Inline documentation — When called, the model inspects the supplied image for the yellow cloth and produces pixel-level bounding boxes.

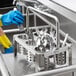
[0,15,3,27]
[0,34,12,48]
[0,20,2,27]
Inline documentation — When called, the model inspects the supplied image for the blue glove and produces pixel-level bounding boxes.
[1,10,24,26]
[4,46,14,54]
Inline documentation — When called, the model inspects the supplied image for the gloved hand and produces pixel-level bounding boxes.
[1,10,24,26]
[4,46,14,54]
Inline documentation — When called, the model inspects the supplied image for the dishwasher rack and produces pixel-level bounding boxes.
[13,4,74,76]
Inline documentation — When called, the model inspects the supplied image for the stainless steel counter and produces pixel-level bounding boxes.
[37,0,76,23]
